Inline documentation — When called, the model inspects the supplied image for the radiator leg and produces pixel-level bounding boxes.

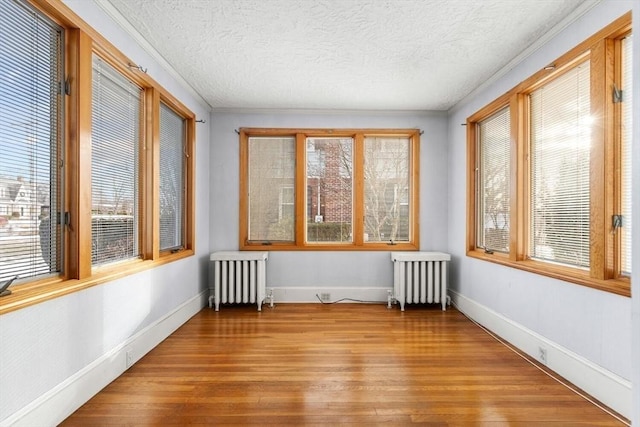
[268,288,275,308]
[208,294,213,309]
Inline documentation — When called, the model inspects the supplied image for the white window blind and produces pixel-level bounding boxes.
[364,137,410,242]
[159,103,185,251]
[621,34,632,275]
[477,107,510,253]
[91,55,141,266]
[0,0,63,282]
[248,137,295,242]
[530,61,590,268]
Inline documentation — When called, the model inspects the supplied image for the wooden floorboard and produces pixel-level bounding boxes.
[61,303,627,426]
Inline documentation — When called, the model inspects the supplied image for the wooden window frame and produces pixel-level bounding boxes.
[239,128,420,251]
[0,0,196,315]
[466,13,632,297]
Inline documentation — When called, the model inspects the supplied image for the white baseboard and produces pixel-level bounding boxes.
[267,286,393,304]
[2,291,208,427]
[450,290,631,419]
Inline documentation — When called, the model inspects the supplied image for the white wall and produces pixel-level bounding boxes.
[210,111,448,293]
[447,0,633,416]
[0,0,211,424]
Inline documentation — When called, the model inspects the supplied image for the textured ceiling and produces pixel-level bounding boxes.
[102,0,590,111]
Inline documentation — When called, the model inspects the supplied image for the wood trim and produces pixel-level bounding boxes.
[143,89,160,260]
[465,118,478,254]
[67,29,93,280]
[295,133,307,244]
[239,128,418,137]
[238,131,249,248]
[591,39,617,280]
[353,133,365,247]
[410,132,420,250]
[184,115,196,253]
[590,44,606,280]
[241,243,419,251]
[512,94,527,261]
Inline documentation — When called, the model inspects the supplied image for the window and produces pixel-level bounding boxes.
[476,107,510,254]
[306,137,353,243]
[91,55,142,266]
[530,61,590,268]
[0,0,63,282]
[159,102,186,252]
[247,136,295,242]
[240,129,419,250]
[0,0,195,314]
[466,13,632,296]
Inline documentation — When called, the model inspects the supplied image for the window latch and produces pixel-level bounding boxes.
[613,84,623,103]
[612,214,623,233]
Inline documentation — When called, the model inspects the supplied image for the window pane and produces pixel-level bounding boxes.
[248,137,295,241]
[306,138,353,243]
[0,0,62,282]
[159,103,185,251]
[364,137,410,242]
[530,61,590,268]
[621,34,632,275]
[91,56,141,266]
[477,107,510,253]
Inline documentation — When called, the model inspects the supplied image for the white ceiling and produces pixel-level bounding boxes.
[101,0,592,112]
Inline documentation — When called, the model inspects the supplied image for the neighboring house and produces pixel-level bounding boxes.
[0,176,31,219]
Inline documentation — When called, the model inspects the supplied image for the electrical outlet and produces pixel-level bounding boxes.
[126,349,133,368]
[538,346,547,365]
[320,293,331,302]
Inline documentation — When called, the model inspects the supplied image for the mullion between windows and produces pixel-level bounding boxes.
[295,133,306,245]
[353,133,365,247]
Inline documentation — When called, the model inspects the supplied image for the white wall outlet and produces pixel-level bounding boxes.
[320,293,331,302]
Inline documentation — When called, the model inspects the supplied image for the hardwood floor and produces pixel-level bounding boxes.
[61,304,627,426]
